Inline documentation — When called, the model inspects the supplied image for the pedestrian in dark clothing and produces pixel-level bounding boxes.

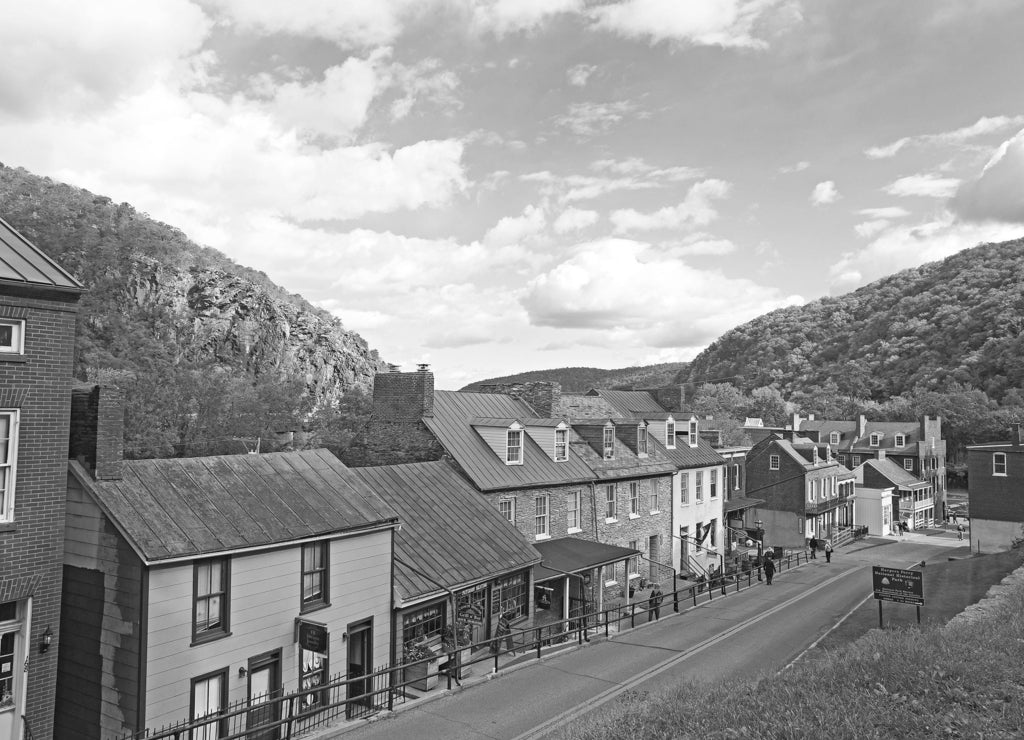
[647,583,664,621]
[763,556,775,585]
[490,610,515,655]
[824,540,833,563]
[957,523,965,541]
[808,537,817,559]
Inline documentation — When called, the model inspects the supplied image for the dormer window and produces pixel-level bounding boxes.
[665,418,676,449]
[869,433,882,447]
[637,425,648,456]
[895,434,905,448]
[688,419,698,447]
[506,427,523,465]
[554,428,568,462]
[603,424,615,459]
[812,447,819,464]
[829,431,840,445]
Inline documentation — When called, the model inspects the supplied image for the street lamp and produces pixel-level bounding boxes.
[753,520,765,581]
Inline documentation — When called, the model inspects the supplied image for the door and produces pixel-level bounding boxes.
[346,619,373,719]
[648,535,660,580]
[247,650,282,740]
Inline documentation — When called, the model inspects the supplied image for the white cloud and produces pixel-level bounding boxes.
[779,160,810,174]
[883,173,961,198]
[588,0,800,49]
[554,101,644,137]
[553,207,600,233]
[865,115,1024,159]
[388,57,462,120]
[951,128,1024,223]
[522,238,802,347]
[853,220,891,239]
[829,212,1024,291]
[483,205,547,246]
[610,179,731,233]
[810,180,839,205]
[568,64,597,87]
[664,238,737,257]
[470,0,583,35]
[858,207,911,219]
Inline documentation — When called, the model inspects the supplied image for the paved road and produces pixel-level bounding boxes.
[321,533,968,740]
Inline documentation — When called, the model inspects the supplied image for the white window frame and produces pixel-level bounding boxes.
[604,484,617,520]
[506,427,523,465]
[680,472,689,505]
[666,418,676,449]
[895,434,906,448]
[0,411,19,522]
[837,454,846,466]
[567,490,580,531]
[732,463,741,490]
[499,498,516,524]
[710,469,718,498]
[829,431,840,445]
[191,669,227,740]
[637,426,648,455]
[695,471,703,502]
[869,433,882,447]
[812,447,819,463]
[534,495,549,538]
[903,458,914,471]
[0,320,25,355]
[553,428,568,462]
[852,455,861,466]
[993,452,1007,476]
[688,419,698,447]
[649,484,659,513]
[603,425,615,460]
[629,481,640,516]
[769,454,780,471]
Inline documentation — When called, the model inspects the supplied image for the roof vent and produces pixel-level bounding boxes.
[388,364,401,373]
[417,363,431,372]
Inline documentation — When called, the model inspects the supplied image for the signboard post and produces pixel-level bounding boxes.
[872,566,923,627]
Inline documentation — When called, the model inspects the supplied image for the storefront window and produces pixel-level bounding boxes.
[403,603,444,644]
[492,573,527,619]
[299,647,328,712]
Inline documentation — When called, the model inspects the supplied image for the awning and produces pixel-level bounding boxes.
[533,538,640,582]
[724,497,765,513]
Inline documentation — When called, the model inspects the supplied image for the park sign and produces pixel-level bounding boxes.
[872,566,924,606]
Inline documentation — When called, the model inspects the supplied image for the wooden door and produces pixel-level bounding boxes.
[246,650,281,740]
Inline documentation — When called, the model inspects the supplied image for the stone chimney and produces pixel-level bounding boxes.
[877,450,886,461]
[69,384,124,481]
[477,381,561,418]
[371,368,435,421]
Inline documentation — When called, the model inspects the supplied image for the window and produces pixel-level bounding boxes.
[688,419,698,447]
[895,434,906,448]
[807,481,814,502]
[903,458,914,471]
[869,433,882,447]
[829,431,840,445]
[812,447,819,464]
[994,452,1007,476]
[299,646,328,712]
[605,484,616,519]
[637,426,648,455]
[0,320,24,355]
[191,669,227,740]
[769,454,780,471]
[554,428,568,461]
[629,482,640,516]
[498,498,516,524]
[567,490,580,530]
[628,540,639,575]
[838,454,847,465]
[695,471,703,502]
[493,572,527,619]
[0,411,17,522]
[732,463,741,490]
[666,419,676,449]
[603,425,615,459]
[852,455,861,466]
[506,428,523,465]
[680,472,689,505]
[710,469,718,498]
[534,495,549,537]
[301,542,329,611]
[649,485,659,512]
[193,558,229,643]
[0,602,20,716]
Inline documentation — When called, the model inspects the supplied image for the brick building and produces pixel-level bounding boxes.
[966,424,1024,552]
[0,217,83,740]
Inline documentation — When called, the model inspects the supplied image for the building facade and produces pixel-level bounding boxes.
[966,425,1024,552]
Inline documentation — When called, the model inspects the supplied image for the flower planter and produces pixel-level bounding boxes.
[405,658,438,692]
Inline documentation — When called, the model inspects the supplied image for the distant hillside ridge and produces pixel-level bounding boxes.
[679,239,1024,402]
[0,163,387,409]
[465,362,687,393]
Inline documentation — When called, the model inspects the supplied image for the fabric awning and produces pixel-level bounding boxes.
[533,537,640,582]
[723,497,766,513]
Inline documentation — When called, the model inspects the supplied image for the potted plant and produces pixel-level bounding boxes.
[403,639,439,691]
[441,623,474,678]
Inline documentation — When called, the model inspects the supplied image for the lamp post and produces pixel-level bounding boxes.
[753,520,765,581]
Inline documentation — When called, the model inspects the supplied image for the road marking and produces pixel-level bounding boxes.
[511,566,860,740]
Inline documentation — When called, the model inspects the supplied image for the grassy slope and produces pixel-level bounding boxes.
[559,549,1024,740]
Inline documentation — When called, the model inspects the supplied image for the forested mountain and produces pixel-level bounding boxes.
[464,362,686,393]
[0,163,387,457]
[679,240,1024,403]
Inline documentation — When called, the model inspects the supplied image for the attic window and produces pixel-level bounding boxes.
[506,428,523,465]
[812,447,819,463]
[869,433,882,447]
[829,431,840,445]
[603,425,615,459]
[895,434,906,448]
[769,454,780,471]
[637,426,648,455]
[665,418,676,449]
[554,428,568,462]
[688,419,698,447]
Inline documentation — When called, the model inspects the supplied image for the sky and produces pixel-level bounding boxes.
[3,1,1024,390]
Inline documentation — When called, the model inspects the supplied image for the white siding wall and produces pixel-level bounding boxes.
[673,465,726,573]
[476,425,510,461]
[523,426,555,460]
[144,529,393,729]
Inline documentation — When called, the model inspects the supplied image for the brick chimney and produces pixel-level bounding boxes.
[478,381,561,418]
[648,385,687,413]
[371,368,435,421]
[69,384,124,480]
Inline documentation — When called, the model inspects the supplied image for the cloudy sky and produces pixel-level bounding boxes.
[4,1,1024,389]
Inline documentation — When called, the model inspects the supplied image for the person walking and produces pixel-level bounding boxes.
[763,555,776,585]
[647,583,664,622]
[957,523,965,541]
[808,537,817,559]
[824,540,833,563]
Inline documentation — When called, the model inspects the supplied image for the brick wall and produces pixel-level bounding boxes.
[555,394,617,420]
[68,385,124,481]
[365,371,444,465]
[0,289,80,740]
[371,370,434,421]
[968,445,1024,525]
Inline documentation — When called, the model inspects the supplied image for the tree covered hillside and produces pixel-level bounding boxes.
[681,240,1024,402]
[465,362,686,392]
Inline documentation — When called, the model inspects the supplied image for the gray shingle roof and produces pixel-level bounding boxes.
[75,449,398,562]
[349,461,541,604]
[0,217,84,291]
[587,389,667,416]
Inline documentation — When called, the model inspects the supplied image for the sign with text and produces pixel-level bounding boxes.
[872,566,924,605]
[296,619,329,653]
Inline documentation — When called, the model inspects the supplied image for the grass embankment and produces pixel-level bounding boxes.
[558,550,1024,740]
